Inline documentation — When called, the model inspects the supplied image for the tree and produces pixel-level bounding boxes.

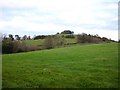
[102,37,108,41]
[15,35,20,40]
[33,35,47,40]
[43,36,54,49]
[22,35,27,40]
[9,34,14,40]
[119,40,120,43]
[53,36,65,46]
[56,32,59,34]
[43,35,65,49]
[77,34,86,43]
[27,36,31,40]
[61,30,74,34]
[2,39,14,53]
[77,33,103,44]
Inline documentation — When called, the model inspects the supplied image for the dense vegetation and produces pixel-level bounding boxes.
[61,30,74,34]
[2,30,116,54]
[2,43,118,88]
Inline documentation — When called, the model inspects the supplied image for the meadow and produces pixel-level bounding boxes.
[23,37,76,46]
[2,43,119,88]
[23,39,44,46]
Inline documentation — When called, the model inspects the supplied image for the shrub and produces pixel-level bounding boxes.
[34,35,47,40]
[2,39,14,53]
[43,36,55,49]
[43,35,65,49]
[77,34,103,44]
[2,40,38,54]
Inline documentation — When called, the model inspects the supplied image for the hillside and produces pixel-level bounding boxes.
[2,32,116,54]
[23,34,77,46]
[2,43,118,88]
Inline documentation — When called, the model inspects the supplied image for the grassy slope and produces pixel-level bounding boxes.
[22,39,44,46]
[57,34,77,44]
[64,38,76,44]
[22,38,76,46]
[2,43,118,88]
[23,34,77,46]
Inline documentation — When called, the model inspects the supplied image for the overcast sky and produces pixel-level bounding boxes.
[0,0,119,41]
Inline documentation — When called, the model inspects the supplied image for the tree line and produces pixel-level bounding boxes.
[76,33,114,43]
[1,30,116,54]
[2,34,31,40]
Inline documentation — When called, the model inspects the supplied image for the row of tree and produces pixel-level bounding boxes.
[2,32,116,54]
[2,34,75,41]
[2,39,38,54]
[2,34,31,40]
[43,33,115,49]
[2,35,65,54]
[76,33,114,43]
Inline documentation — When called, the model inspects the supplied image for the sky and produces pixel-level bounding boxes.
[0,0,119,41]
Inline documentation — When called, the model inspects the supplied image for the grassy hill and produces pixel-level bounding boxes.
[25,34,77,46]
[23,39,44,46]
[23,36,76,46]
[2,43,118,88]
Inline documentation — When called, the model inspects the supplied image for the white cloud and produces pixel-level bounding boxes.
[0,0,118,41]
[101,3,118,10]
[114,17,118,21]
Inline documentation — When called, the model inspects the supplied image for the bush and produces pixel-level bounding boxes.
[2,40,38,54]
[43,36,55,49]
[34,35,47,40]
[2,39,14,53]
[77,34,103,44]
[43,35,65,49]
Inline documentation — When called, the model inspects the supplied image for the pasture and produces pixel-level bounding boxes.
[2,43,118,88]
[23,38,76,46]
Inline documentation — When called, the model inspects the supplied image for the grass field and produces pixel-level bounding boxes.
[22,39,44,46]
[2,43,119,88]
[22,35,77,46]
[22,38,76,46]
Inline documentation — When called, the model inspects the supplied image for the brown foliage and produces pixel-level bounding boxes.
[43,35,65,49]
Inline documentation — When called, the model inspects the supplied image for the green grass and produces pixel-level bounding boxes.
[22,39,44,46]
[22,37,76,46]
[64,38,76,44]
[2,43,119,88]
[22,34,77,46]
[57,34,77,44]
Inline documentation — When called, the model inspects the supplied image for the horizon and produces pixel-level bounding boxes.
[0,0,119,41]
